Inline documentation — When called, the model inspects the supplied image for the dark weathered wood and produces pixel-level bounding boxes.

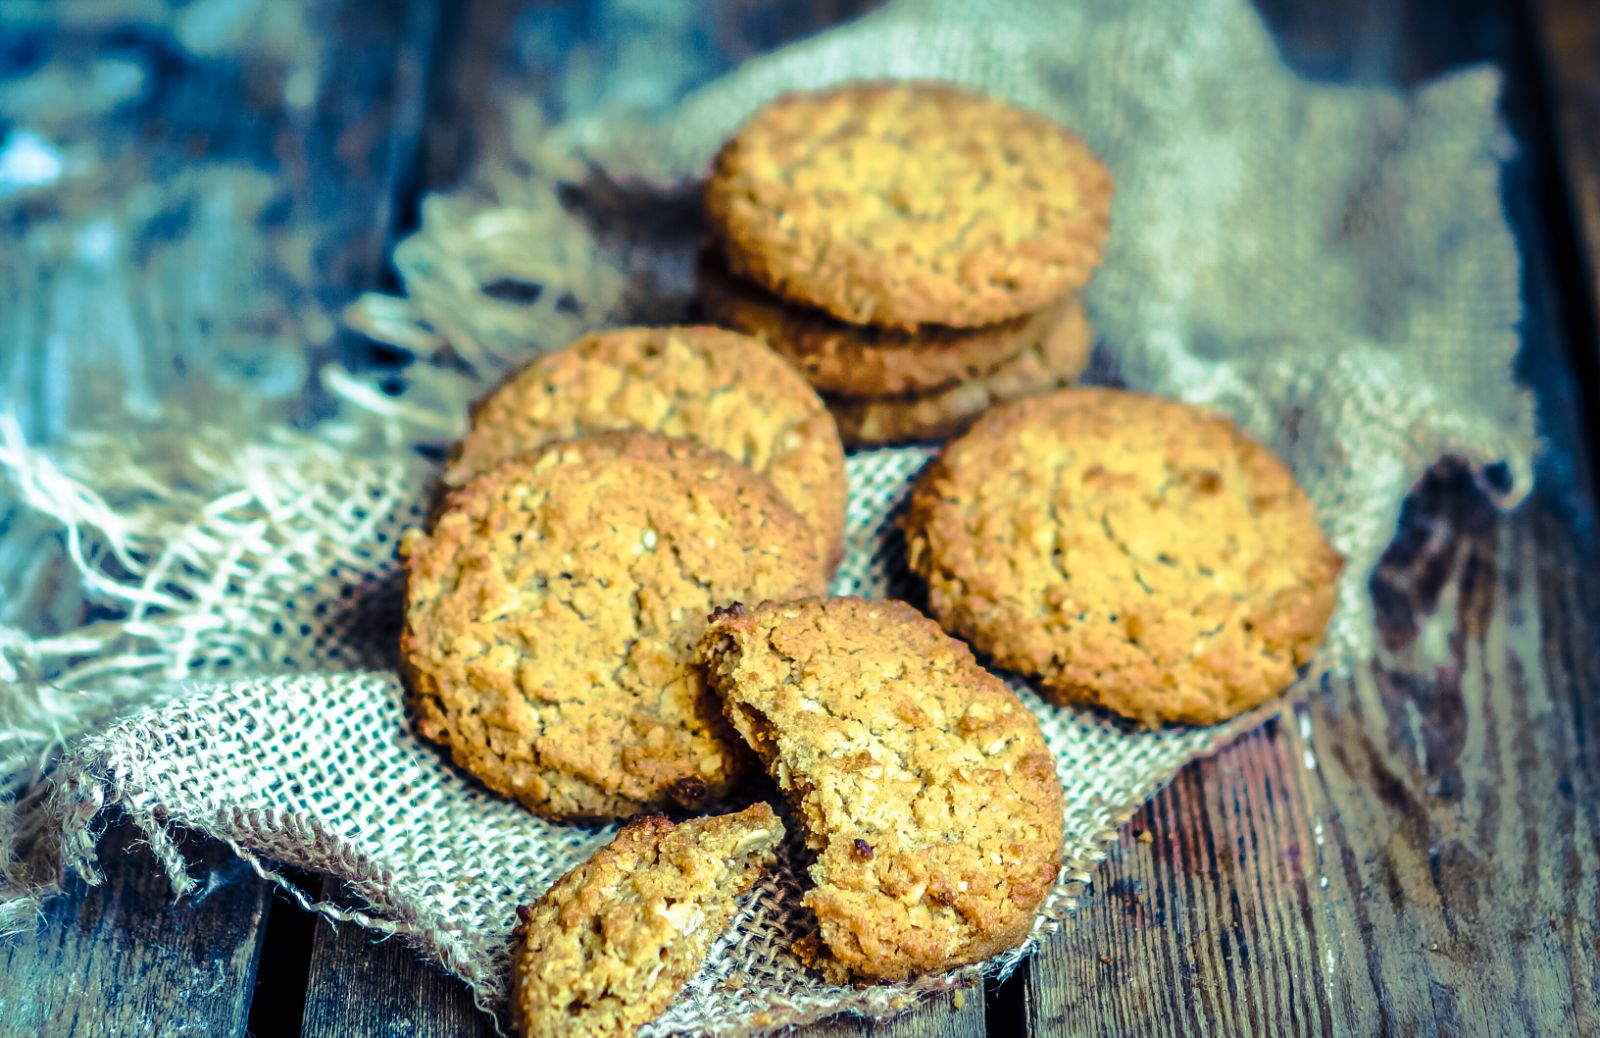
[0,0,442,1033]
[1531,0,1600,321]
[1019,721,1329,1038]
[1528,0,1600,475]
[1309,507,1597,1036]
[805,988,986,1038]
[415,0,884,196]
[0,819,271,1038]
[300,894,492,1038]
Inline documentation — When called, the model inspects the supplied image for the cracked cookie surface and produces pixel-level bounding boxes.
[697,597,1063,982]
[402,433,826,821]
[904,389,1343,726]
[704,81,1113,330]
[697,250,1046,396]
[444,326,847,569]
[511,803,783,1038]
[825,294,1092,447]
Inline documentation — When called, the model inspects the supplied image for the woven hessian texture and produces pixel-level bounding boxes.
[0,0,1532,1034]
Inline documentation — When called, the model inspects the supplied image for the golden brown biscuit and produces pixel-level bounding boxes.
[444,326,847,569]
[697,250,1048,396]
[826,295,1093,447]
[511,803,783,1038]
[402,433,826,821]
[704,81,1113,330]
[698,598,1063,983]
[904,389,1343,726]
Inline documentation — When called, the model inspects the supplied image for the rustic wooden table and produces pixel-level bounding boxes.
[1,1,1597,1035]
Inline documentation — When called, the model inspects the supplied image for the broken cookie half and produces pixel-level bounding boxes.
[510,803,783,1038]
[697,597,1064,983]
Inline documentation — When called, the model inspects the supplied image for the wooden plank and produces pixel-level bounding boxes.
[0,0,433,440]
[1531,0,1600,341]
[0,0,443,1034]
[1019,722,1329,1038]
[1300,504,1598,1036]
[0,819,271,1038]
[415,0,883,195]
[805,987,986,1038]
[300,896,492,1038]
[1528,0,1600,475]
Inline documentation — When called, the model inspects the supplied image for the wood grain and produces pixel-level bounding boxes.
[1529,0,1600,473]
[804,988,986,1038]
[1019,720,1330,1038]
[1531,0,1600,343]
[0,1,441,1034]
[0,819,271,1038]
[300,902,492,1038]
[5,2,1600,1037]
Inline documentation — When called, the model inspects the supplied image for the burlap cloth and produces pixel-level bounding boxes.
[0,0,1533,1033]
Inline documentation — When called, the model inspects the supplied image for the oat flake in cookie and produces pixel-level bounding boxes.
[511,803,783,1038]
[401,433,826,822]
[443,326,847,570]
[904,388,1343,726]
[697,597,1063,983]
[704,80,1113,330]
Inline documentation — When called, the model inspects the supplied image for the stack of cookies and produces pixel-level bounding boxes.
[399,323,1070,1028]
[699,81,1113,446]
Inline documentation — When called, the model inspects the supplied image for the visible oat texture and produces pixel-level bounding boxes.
[697,598,1063,983]
[904,389,1343,726]
[444,326,847,568]
[510,803,784,1038]
[703,80,1113,330]
[696,250,1048,397]
[401,433,826,821]
[825,294,1093,446]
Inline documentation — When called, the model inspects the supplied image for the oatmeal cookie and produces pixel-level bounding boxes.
[697,597,1062,982]
[444,326,846,568]
[704,81,1113,329]
[697,249,1048,396]
[510,803,783,1038]
[903,389,1342,725]
[826,294,1092,446]
[402,433,826,821]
